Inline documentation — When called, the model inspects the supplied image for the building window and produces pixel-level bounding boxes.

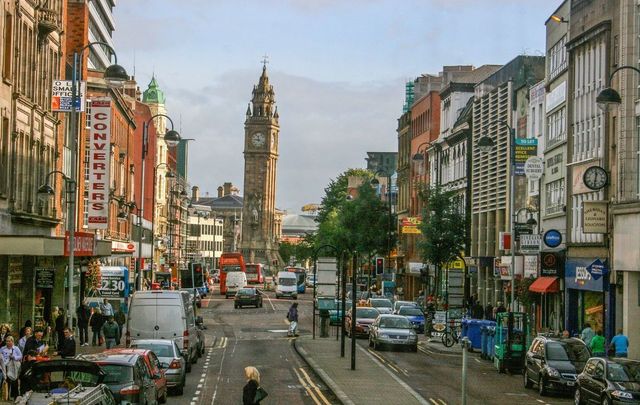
[548,35,567,81]
[2,12,12,80]
[546,106,566,148]
[545,178,565,215]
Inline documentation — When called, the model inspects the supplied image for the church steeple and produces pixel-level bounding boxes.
[251,65,275,118]
[142,75,166,104]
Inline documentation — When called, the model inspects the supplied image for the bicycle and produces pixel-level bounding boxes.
[441,323,461,347]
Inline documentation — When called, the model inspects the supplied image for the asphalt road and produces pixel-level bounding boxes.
[174,286,338,405]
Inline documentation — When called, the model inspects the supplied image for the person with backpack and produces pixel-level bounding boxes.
[287,303,299,337]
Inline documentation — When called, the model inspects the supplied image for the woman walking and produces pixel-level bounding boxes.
[243,366,267,404]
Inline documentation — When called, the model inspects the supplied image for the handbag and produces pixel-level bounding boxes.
[6,359,20,381]
[254,385,268,403]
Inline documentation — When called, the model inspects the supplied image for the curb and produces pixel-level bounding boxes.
[292,339,353,405]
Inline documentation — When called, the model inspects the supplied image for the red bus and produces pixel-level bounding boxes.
[219,253,246,295]
[245,263,265,284]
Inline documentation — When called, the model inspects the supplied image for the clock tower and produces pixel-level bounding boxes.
[240,65,283,267]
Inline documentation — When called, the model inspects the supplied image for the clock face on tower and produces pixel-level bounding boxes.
[251,132,265,147]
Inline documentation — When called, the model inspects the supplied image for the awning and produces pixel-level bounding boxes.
[529,277,559,293]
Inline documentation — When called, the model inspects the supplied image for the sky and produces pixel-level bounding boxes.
[113,0,559,214]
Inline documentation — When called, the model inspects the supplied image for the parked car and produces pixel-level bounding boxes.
[126,290,199,369]
[575,357,640,404]
[397,306,425,333]
[130,339,187,395]
[523,336,590,396]
[234,287,264,308]
[328,299,352,326]
[306,274,316,288]
[367,298,394,314]
[368,314,418,352]
[345,307,380,337]
[17,359,115,405]
[79,349,167,404]
[195,315,206,357]
[180,287,202,308]
[393,300,418,314]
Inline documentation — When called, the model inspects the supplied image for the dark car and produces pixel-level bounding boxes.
[523,336,591,396]
[235,287,263,308]
[79,349,166,404]
[344,307,380,337]
[575,357,640,405]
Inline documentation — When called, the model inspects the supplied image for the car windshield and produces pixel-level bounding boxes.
[399,308,423,316]
[131,343,173,358]
[238,289,256,295]
[356,308,379,318]
[370,299,392,308]
[607,362,640,382]
[100,364,134,385]
[279,278,296,286]
[30,369,101,392]
[379,317,412,329]
[395,302,414,309]
[546,341,590,362]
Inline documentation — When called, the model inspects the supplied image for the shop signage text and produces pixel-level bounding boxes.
[540,251,564,277]
[51,80,86,112]
[514,138,538,176]
[64,231,95,256]
[98,266,130,298]
[401,217,422,234]
[587,258,609,280]
[582,201,607,234]
[35,268,55,289]
[87,99,111,229]
[543,229,562,248]
[520,234,541,254]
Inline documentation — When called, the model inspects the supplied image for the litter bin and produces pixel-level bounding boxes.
[466,319,483,351]
[317,298,337,338]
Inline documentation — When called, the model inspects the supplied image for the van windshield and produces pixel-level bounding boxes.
[279,278,296,286]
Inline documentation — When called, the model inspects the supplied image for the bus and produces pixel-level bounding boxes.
[219,253,246,295]
[284,266,307,293]
[245,263,265,284]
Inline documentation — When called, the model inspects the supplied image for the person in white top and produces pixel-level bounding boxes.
[18,326,32,352]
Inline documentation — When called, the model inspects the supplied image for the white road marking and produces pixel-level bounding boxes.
[265,293,276,311]
[197,384,203,388]
[209,335,229,404]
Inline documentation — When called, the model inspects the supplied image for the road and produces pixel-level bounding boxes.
[177,286,573,405]
[175,285,338,405]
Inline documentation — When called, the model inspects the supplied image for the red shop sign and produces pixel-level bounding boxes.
[64,231,96,256]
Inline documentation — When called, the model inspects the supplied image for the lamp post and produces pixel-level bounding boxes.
[139,114,181,290]
[41,42,127,330]
[311,244,340,340]
[150,164,175,278]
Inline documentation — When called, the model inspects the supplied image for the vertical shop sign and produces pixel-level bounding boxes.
[87,98,111,229]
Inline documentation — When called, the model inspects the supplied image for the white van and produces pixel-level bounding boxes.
[126,290,199,370]
[225,271,247,298]
[276,271,298,299]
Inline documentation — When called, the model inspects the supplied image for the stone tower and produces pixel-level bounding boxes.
[240,65,283,267]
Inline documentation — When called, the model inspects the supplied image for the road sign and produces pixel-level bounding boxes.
[519,234,541,254]
[524,156,544,180]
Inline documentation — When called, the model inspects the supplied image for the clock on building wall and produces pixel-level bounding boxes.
[583,166,608,191]
[251,132,265,147]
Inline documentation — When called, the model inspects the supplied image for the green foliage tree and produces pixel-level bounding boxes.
[417,185,466,299]
[279,237,314,266]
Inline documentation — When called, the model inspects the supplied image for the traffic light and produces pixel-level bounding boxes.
[375,257,384,275]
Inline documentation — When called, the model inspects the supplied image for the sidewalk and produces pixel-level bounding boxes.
[294,336,430,405]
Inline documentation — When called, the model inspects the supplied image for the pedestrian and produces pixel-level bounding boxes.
[102,316,120,349]
[590,330,606,357]
[89,308,104,346]
[471,301,484,320]
[287,302,299,337]
[18,350,38,395]
[0,346,5,399]
[0,324,11,348]
[100,299,114,317]
[495,301,506,315]
[23,329,48,356]
[243,366,267,404]
[0,336,22,400]
[42,325,54,349]
[17,327,32,353]
[56,328,76,359]
[55,309,66,349]
[610,328,629,358]
[562,329,570,338]
[76,301,91,347]
[18,320,32,339]
[114,306,126,342]
[580,323,595,346]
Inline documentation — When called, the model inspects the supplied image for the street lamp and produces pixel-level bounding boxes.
[596,66,640,111]
[137,114,182,291]
[50,41,128,329]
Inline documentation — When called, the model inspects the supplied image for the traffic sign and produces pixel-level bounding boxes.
[524,156,544,180]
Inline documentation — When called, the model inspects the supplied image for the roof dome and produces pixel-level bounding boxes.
[142,75,166,104]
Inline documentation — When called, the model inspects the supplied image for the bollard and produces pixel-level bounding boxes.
[461,337,470,405]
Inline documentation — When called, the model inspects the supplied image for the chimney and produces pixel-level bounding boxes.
[223,182,232,196]
[191,186,200,202]
[217,186,224,198]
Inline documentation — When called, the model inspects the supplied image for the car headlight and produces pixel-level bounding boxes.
[612,390,633,400]
[545,367,560,377]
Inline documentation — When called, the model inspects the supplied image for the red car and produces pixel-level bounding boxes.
[105,348,168,403]
[345,307,380,337]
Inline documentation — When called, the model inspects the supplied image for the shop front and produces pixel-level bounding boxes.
[527,251,564,334]
[564,257,613,339]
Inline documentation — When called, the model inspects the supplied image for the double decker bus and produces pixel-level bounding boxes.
[284,266,307,294]
[245,263,265,284]
[219,253,246,295]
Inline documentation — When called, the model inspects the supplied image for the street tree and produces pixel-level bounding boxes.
[417,185,466,300]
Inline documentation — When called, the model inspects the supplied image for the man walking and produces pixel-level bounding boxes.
[114,306,126,342]
[610,329,629,358]
[57,328,76,358]
[102,316,120,349]
[100,299,114,317]
[580,323,595,346]
[287,303,299,337]
[76,301,91,346]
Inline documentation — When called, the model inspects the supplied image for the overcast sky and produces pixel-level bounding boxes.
[113,0,558,214]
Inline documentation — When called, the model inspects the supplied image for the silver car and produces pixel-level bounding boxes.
[131,339,187,395]
[369,314,419,352]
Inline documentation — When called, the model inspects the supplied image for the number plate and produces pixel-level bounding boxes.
[566,381,575,386]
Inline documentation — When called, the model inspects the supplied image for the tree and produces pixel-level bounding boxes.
[417,185,466,300]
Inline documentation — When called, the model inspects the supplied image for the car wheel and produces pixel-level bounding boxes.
[574,387,583,405]
[410,344,418,353]
[538,375,547,396]
[174,383,184,396]
[601,395,612,405]
[523,370,532,389]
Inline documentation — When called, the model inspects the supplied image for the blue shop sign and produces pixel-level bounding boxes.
[565,258,609,292]
[543,229,562,248]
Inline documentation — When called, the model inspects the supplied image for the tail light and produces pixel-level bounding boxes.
[169,359,181,369]
[183,330,189,350]
[125,331,130,347]
[120,384,140,396]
